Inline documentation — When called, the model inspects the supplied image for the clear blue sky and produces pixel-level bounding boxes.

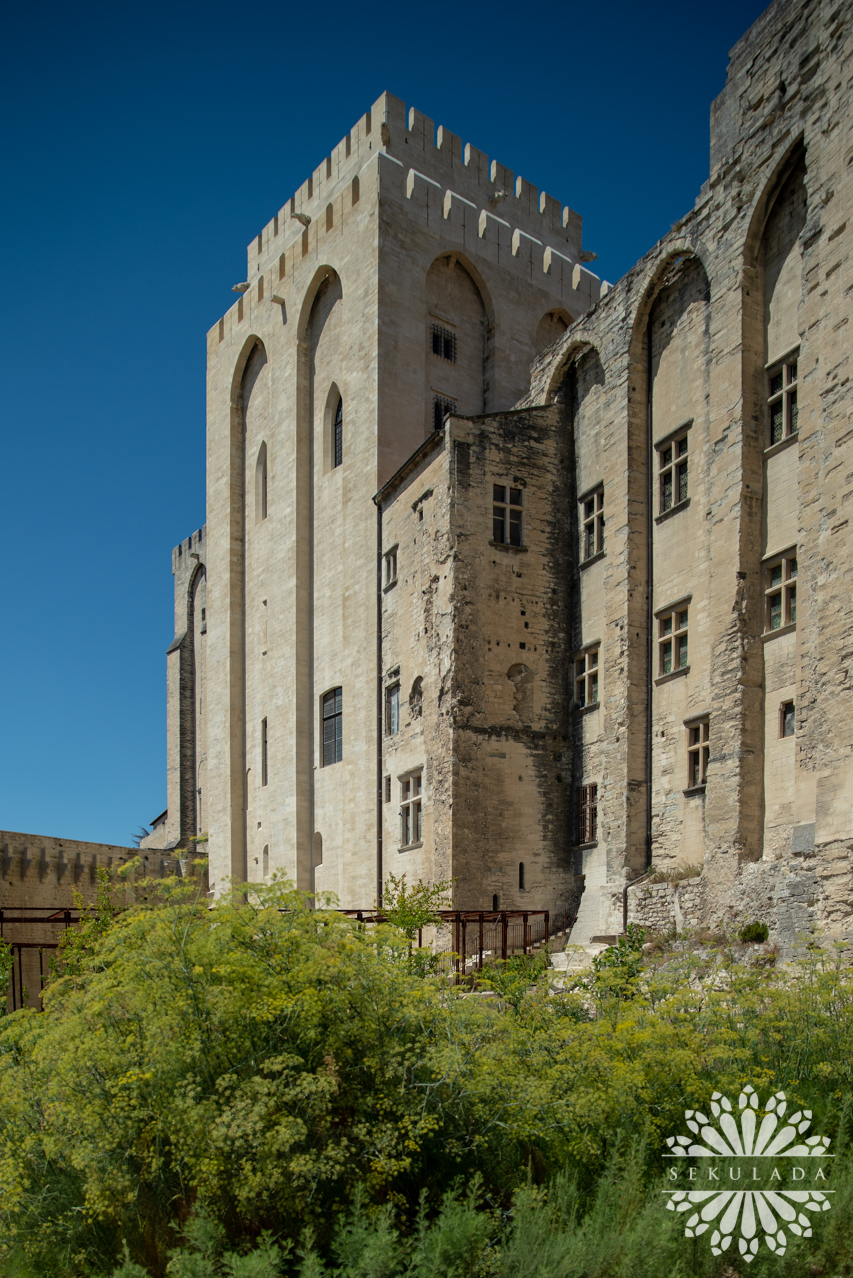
[0,0,767,847]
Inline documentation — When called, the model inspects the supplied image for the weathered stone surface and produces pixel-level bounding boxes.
[142,0,853,948]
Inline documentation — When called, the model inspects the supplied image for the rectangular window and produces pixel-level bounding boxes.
[261,717,268,787]
[322,687,343,766]
[658,605,689,675]
[764,551,797,632]
[574,645,600,708]
[384,775,391,803]
[433,395,456,432]
[687,718,710,788]
[658,432,688,513]
[431,323,457,363]
[385,683,400,736]
[781,701,795,738]
[401,771,422,847]
[577,783,598,844]
[383,546,398,588]
[492,484,524,547]
[767,351,799,446]
[581,488,605,560]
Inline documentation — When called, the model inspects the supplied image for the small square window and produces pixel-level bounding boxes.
[383,546,398,588]
[781,701,795,738]
[764,551,798,632]
[658,606,688,675]
[493,483,524,546]
[431,324,456,363]
[574,646,600,708]
[658,432,689,513]
[767,351,799,446]
[687,718,709,788]
[581,487,605,560]
[400,770,423,847]
[433,395,456,432]
[385,684,400,736]
[577,783,598,844]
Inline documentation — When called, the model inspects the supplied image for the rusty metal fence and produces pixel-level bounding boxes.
[1,908,80,1011]
[337,908,576,981]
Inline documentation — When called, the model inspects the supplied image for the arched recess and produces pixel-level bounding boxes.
[255,441,268,522]
[225,336,268,884]
[745,142,807,864]
[179,561,207,848]
[507,663,534,724]
[425,252,489,434]
[624,251,713,877]
[534,308,573,359]
[409,676,423,719]
[292,266,344,894]
[323,382,343,474]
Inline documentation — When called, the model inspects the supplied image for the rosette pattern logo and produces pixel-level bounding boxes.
[663,1085,832,1261]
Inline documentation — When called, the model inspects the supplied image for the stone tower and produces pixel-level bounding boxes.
[148,92,604,904]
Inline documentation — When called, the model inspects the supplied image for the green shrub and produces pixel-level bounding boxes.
[1,880,853,1275]
[738,920,770,943]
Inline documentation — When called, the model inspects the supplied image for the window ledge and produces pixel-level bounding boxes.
[683,784,707,798]
[488,540,528,553]
[764,433,798,460]
[580,549,606,571]
[398,841,424,852]
[654,497,691,526]
[572,841,598,851]
[572,701,600,716]
[762,622,796,643]
[655,664,690,687]
[382,579,398,593]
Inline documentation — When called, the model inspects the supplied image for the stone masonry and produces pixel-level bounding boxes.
[145,0,853,950]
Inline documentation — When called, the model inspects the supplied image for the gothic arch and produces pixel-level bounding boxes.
[255,441,268,522]
[323,381,343,473]
[422,247,496,329]
[743,136,807,271]
[533,308,573,359]
[297,265,344,341]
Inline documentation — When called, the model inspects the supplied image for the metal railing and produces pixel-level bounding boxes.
[337,908,576,981]
[1,908,80,1011]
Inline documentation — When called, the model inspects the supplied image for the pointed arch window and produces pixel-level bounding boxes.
[333,398,343,468]
[322,688,343,766]
[255,442,268,522]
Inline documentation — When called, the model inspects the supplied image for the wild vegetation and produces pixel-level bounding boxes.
[0,875,852,1276]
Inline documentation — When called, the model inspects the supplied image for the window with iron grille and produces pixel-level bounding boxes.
[333,397,343,468]
[261,717,268,787]
[581,487,604,559]
[322,688,342,766]
[385,683,400,736]
[493,484,523,546]
[658,605,689,675]
[687,717,709,788]
[658,432,689,512]
[433,395,456,432]
[767,351,799,446]
[574,645,599,707]
[764,551,797,632]
[577,783,598,844]
[400,771,422,847]
[781,701,795,738]
[431,323,456,363]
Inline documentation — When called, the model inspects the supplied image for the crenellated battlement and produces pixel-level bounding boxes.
[172,526,206,578]
[241,91,588,291]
